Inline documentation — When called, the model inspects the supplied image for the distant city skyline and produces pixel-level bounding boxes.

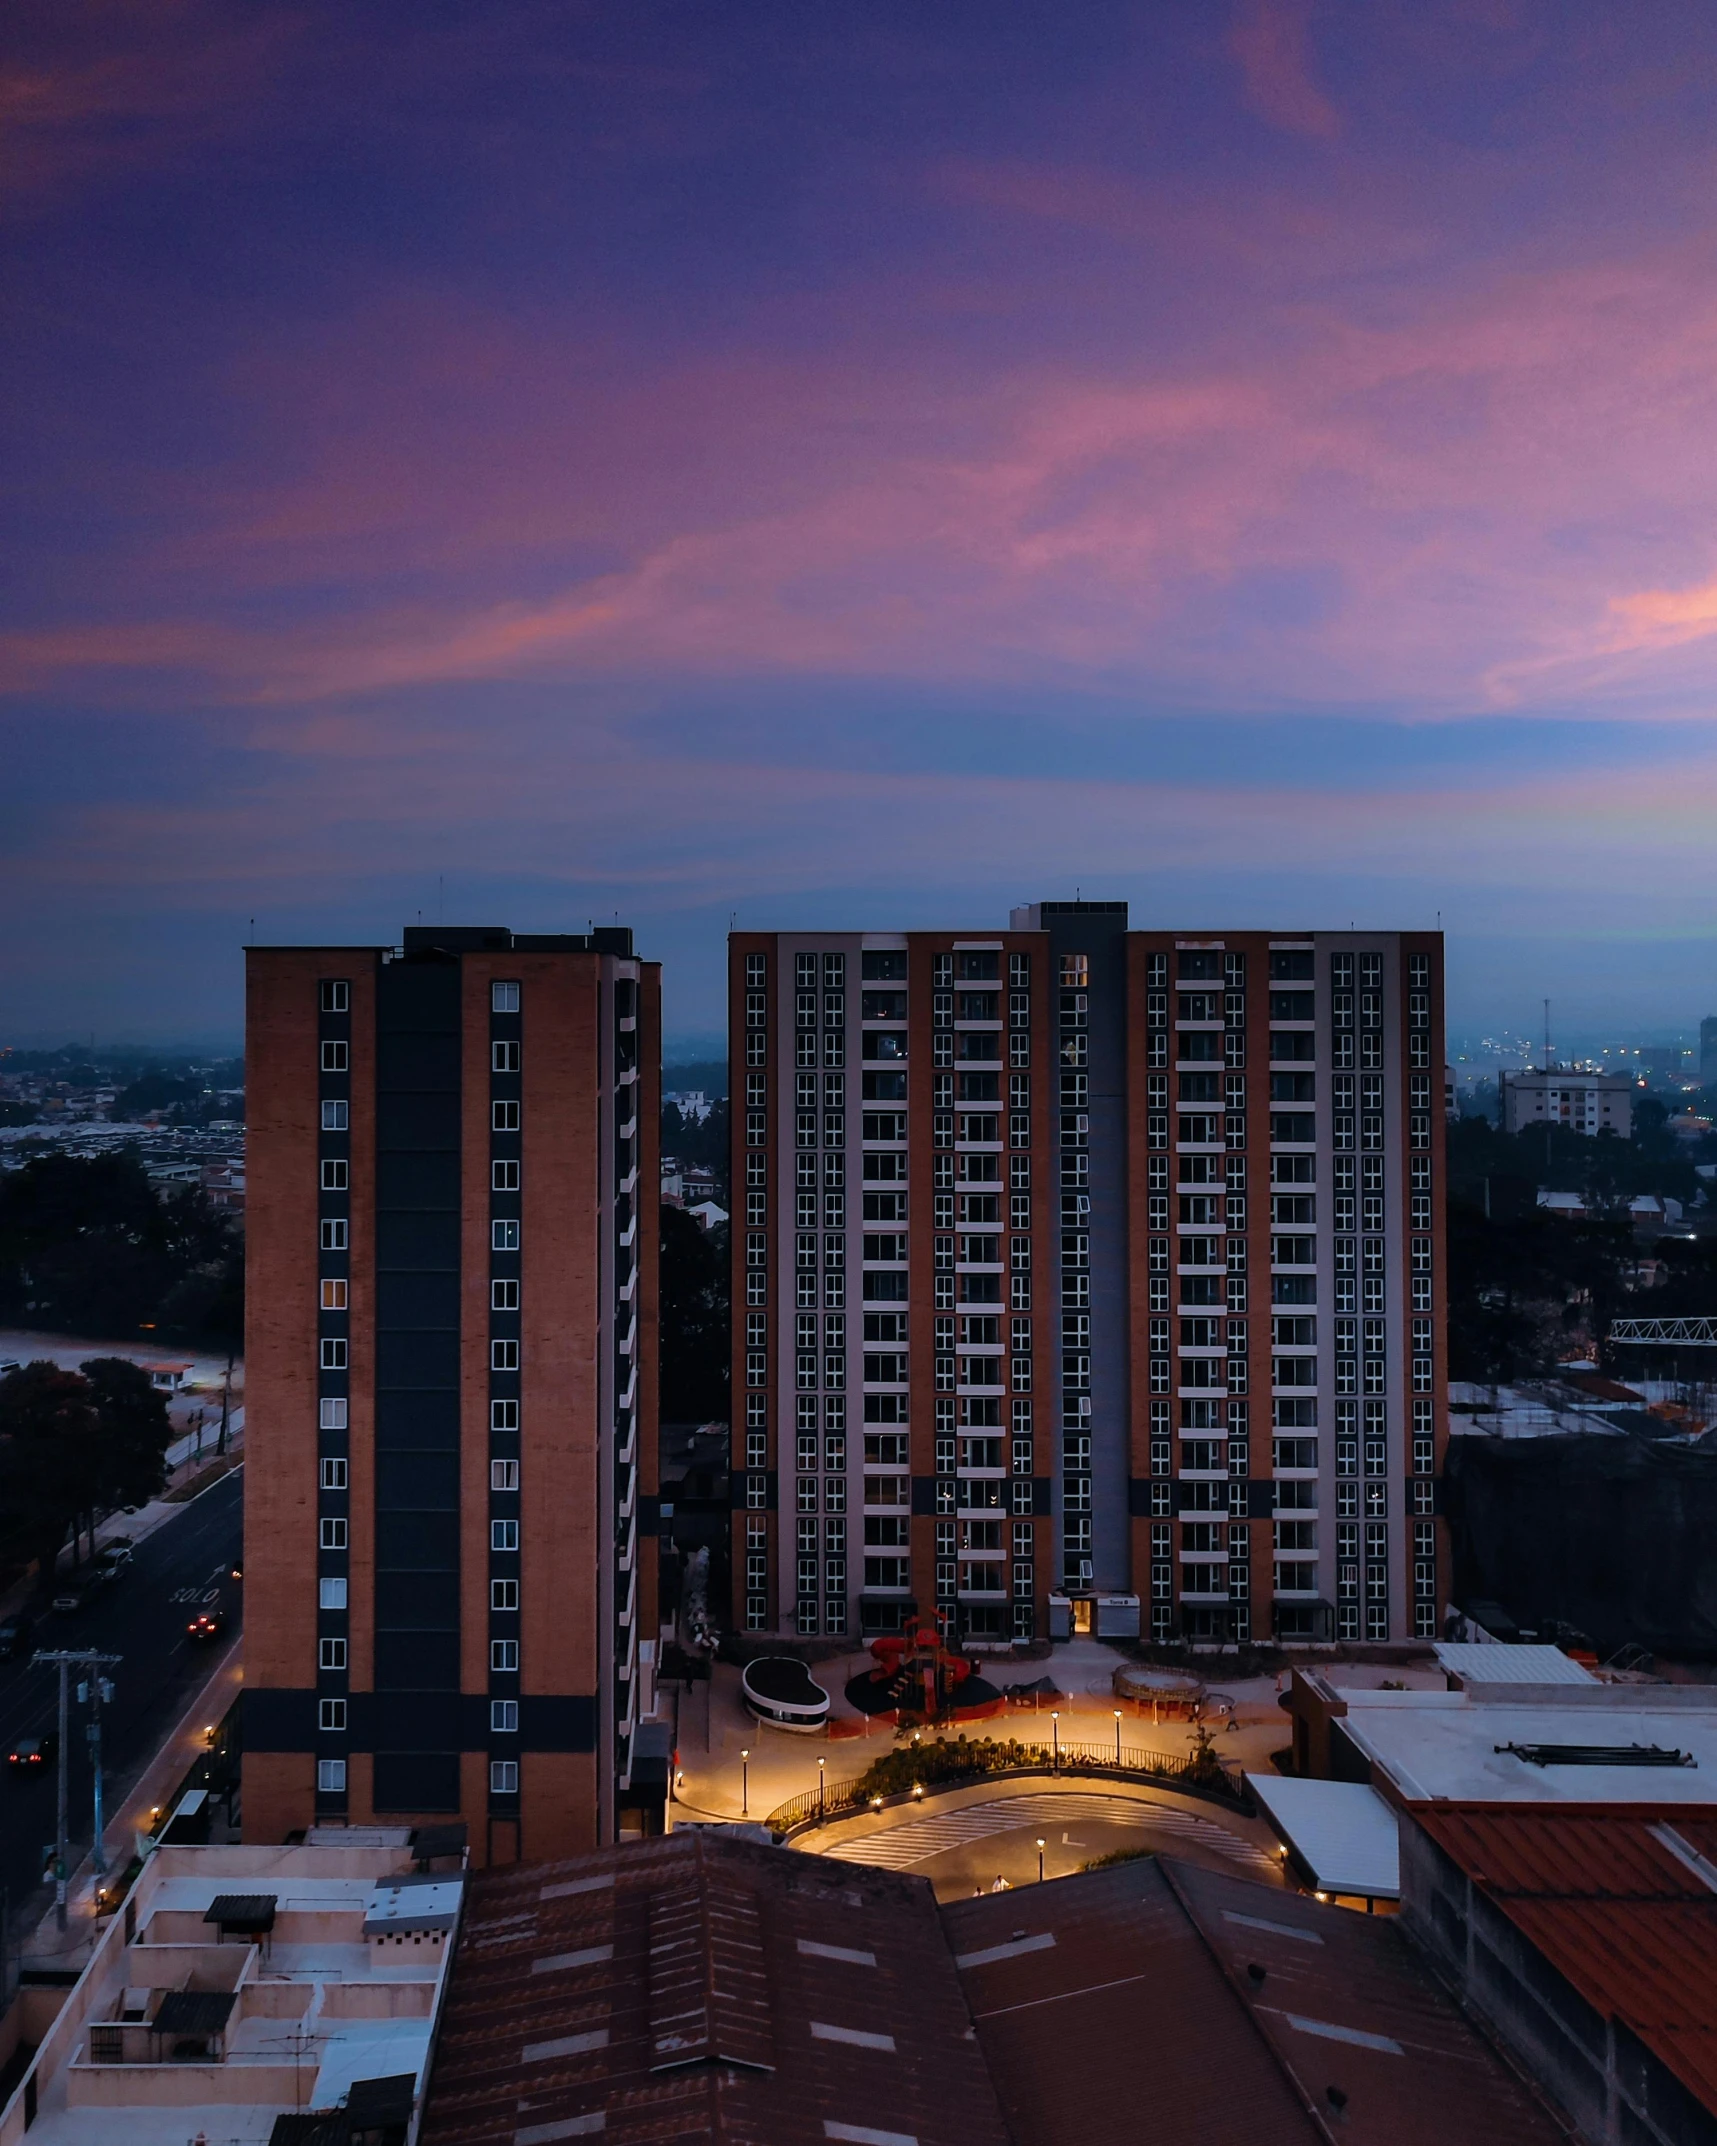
[7,4,1717,1046]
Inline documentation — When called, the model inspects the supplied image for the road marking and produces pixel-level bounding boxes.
[820,1794,1277,1879]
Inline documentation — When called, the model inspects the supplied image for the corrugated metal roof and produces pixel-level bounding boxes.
[1245,1777,1400,1898]
[418,1831,1009,2146]
[1166,1860,1571,2146]
[943,1856,1322,2146]
[1416,1808,1717,2119]
[1433,1643,1597,1686]
[942,1856,1565,2146]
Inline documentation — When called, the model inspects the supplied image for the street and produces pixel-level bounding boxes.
[0,1469,242,1936]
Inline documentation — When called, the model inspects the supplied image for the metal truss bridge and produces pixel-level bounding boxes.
[1609,1318,1717,1347]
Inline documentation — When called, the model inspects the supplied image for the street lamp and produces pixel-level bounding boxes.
[818,1755,826,1819]
[741,1748,749,1817]
[1036,1837,1046,1884]
[1050,1710,1059,1773]
[1113,1708,1123,1766]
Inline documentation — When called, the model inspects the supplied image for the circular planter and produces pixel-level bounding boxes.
[741,1656,832,1733]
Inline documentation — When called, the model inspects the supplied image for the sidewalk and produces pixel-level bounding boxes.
[18,1634,243,1978]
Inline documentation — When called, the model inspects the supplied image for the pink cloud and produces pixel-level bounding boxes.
[1227,0,1341,139]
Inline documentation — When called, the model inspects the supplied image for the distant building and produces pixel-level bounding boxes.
[1638,1043,1690,1085]
[1702,1014,1717,1088]
[1500,1067,1633,1137]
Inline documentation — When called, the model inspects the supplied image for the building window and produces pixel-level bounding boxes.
[491,1700,519,1733]
[320,1159,348,1191]
[320,1279,348,1311]
[492,1041,521,1073]
[317,1758,347,1792]
[491,1459,519,1490]
[491,1579,519,1610]
[492,1100,521,1131]
[319,1638,347,1670]
[490,1760,519,1794]
[492,981,521,1012]
[320,980,349,1013]
[320,1041,348,1072]
[491,1520,519,1551]
[492,1160,521,1191]
[319,1398,348,1430]
[492,1219,521,1251]
[319,1518,347,1549]
[319,1577,347,1610]
[318,1698,346,1732]
[491,1639,519,1671]
[492,1400,519,1430]
[491,1339,520,1371]
[320,1218,347,1251]
[491,1279,520,1310]
[321,1100,348,1131]
[319,1458,347,1490]
[319,1339,347,1369]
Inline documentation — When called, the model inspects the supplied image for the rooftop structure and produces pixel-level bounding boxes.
[417,1830,1010,2146]
[1404,1807,1717,2144]
[944,1853,1566,2146]
[1432,1641,1598,1686]
[1244,1774,1401,1904]
[0,1838,462,2146]
[1291,1675,1717,1807]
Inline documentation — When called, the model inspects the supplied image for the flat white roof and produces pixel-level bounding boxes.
[1338,1692,1717,1805]
[1434,1643,1597,1687]
[1246,1776,1400,1899]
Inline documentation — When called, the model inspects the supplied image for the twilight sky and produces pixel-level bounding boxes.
[7,0,1717,1051]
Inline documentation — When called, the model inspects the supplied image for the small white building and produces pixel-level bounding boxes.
[1501,1068,1634,1138]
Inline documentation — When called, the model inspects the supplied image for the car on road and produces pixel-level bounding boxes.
[8,1733,58,1772]
[96,1542,133,1578]
[187,1609,226,1642]
[51,1585,86,1615]
[0,1613,33,1660]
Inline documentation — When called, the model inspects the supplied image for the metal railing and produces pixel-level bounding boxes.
[763,1735,1247,1839]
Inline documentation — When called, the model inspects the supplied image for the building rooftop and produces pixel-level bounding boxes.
[416,1830,1009,2146]
[1414,1808,1717,2119]
[1334,1683,1717,1806]
[1245,1776,1401,1900]
[0,1841,462,2146]
[943,1855,1567,2146]
[1432,1642,1597,1687]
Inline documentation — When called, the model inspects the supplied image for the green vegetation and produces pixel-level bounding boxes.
[0,1356,175,1590]
[0,1151,242,1342]
[1446,1113,1717,1384]
[1081,1847,1157,1872]
[659,1205,729,1422]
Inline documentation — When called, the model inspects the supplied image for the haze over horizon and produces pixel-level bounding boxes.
[6,1,1717,1045]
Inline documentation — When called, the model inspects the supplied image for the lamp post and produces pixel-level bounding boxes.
[817,1756,826,1819]
[1050,1711,1059,1774]
[1036,1837,1046,1884]
[741,1748,749,1818]
[1113,1708,1123,1767]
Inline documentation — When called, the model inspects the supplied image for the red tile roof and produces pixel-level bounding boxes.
[1415,1808,1717,2117]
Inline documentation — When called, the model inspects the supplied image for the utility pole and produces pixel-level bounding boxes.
[32,1651,122,1928]
[217,1354,232,1456]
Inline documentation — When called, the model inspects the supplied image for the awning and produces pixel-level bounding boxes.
[1245,1774,1401,1900]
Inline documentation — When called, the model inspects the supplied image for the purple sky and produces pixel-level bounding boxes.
[6,0,1717,1050]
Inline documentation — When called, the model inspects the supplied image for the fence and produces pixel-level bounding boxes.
[763,1735,1248,1839]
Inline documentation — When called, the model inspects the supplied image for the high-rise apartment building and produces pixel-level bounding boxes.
[731,912,1446,1648]
[245,925,659,1859]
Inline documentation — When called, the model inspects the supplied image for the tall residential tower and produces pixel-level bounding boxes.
[244,925,659,1858]
[730,911,1446,1649]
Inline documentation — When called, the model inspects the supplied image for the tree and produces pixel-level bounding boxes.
[80,1357,174,1510]
[0,1361,102,1593]
[659,1206,730,1422]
